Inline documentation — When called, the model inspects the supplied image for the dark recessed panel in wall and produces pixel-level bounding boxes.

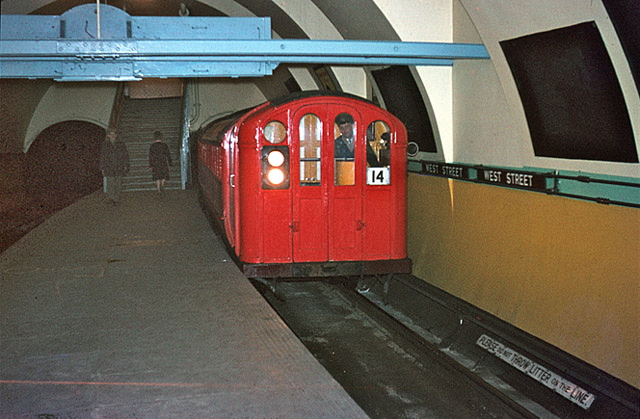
[602,0,640,91]
[500,22,638,163]
[372,66,437,153]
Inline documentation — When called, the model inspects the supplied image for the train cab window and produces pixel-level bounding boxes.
[366,121,392,185]
[334,112,356,186]
[299,114,322,185]
[366,121,391,167]
[264,121,286,144]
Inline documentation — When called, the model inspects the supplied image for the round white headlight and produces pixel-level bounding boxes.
[267,168,285,185]
[267,150,285,167]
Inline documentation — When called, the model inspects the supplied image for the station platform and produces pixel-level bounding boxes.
[0,190,368,418]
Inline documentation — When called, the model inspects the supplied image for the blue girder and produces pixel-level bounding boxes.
[0,4,489,81]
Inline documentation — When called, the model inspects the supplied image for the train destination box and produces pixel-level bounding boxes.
[367,167,391,185]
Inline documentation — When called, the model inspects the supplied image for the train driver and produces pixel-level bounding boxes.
[334,112,356,185]
[334,112,355,159]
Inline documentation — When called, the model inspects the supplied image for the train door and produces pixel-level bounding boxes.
[292,105,328,262]
[328,107,363,261]
[362,120,395,259]
[292,104,363,262]
[226,133,236,243]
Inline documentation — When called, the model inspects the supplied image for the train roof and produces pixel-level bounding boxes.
[198,90,390,143]
[268,90,377,108]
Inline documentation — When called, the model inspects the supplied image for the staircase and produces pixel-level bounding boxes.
[118,97,183,192]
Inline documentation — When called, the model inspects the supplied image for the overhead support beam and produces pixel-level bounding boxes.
[0,4,490,81]
[0,39,488,80]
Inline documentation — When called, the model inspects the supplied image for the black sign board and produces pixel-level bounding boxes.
[420,161,469,180]
[412,160,551,193]
[476,168,548,192]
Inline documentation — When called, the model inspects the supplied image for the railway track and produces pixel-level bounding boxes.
[254,278,545,419]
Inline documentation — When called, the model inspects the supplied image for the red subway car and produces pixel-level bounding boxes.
[197,91,411,279]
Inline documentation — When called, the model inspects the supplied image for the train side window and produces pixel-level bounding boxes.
[299,114,321,185]
[264,121,286,144]
[334,112,355,186]
[366,121,391,185]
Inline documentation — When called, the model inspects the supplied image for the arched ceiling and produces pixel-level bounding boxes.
[1,0,401,42]
[3,0,636,177]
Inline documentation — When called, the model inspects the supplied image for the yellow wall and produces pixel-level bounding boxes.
[407,173,639,388]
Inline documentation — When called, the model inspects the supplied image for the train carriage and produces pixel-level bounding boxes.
[197,91,411,279]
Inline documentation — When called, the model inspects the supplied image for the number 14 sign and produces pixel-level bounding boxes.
[367,167,390,185]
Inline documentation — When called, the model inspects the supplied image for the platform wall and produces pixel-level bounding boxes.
[23,83,116,152]
[406,173,639,388]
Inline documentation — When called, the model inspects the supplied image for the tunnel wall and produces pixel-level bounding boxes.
[452,0,640,178]
[0,80,53,153]
[0,154,27,213]
[406,173,639,388]
[24,83,117,152]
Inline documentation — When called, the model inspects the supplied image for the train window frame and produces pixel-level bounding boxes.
[299,113,322,186]
[366,120,392,186]
[263,120,287,144]
[334,112,356,186]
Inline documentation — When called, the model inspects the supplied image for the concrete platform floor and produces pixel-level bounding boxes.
[0,190,368,418]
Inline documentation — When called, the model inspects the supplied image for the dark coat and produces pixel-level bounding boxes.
[100,140,130,176]
[334,136,354,159]
[149,141,172,180]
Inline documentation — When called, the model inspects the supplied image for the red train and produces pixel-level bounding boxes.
[197,91,411,279]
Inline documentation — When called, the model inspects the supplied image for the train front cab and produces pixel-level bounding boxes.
[237,98,411,279]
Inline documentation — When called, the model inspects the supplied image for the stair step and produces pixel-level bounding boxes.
[117,97,184,192]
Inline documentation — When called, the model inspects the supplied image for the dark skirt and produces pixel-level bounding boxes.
[149,141,172,181]
[151,165,170,181]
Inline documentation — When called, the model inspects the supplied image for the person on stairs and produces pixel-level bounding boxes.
[148,130,172,194]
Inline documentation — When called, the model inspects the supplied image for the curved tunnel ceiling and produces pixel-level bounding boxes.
[9,0,401,41]
[2,0,638,175]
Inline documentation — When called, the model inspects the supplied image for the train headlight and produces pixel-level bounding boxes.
[267,168,285,185]
[262,146,290,189]
[267,150,285,167]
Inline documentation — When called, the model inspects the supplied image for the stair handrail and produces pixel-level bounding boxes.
[180,83,191,189]
[108,82,126,133]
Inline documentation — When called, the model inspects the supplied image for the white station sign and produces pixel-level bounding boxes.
[476,334,595,410]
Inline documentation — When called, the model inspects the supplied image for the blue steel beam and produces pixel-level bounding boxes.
[0,39,486,80]
[0,4,489,81]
